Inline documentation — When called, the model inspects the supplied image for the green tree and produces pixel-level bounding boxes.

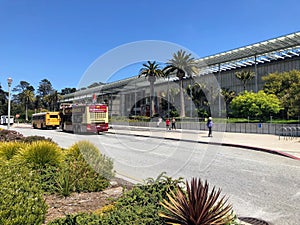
[37,79,53,97]
[263,70,300,119]
[37,79,54,110]
[60,87,76,95]
[12,81,33,93]
[235,70,255,91]
[12,81,32,105]
[163,50,199,117]
[46,90,61,111]
[22,89,35,121]
[0,84,8,115]
[34,95,43,112]
[139,61,164,117]
[186,82,209,117]
[230,90,282,121]
[12,81,35,121]
[221,88,236,117]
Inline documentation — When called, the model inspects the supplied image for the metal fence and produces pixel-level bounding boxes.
[112,121,300,137]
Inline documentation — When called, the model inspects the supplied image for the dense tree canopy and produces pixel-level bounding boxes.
[60,87,76,95]
[262,70,300,118]
[11,81,35,121]
[0,85,8,115]
[2,79,76,120]
[230,91,282,121]
[37,79,53,97]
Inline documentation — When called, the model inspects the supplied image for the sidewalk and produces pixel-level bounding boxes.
[109,125,300,160]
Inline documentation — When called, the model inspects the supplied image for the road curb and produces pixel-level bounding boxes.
[107,130,300,161]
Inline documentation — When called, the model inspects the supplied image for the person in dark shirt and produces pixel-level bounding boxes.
[171,117,176,130]
[207,117,213,137]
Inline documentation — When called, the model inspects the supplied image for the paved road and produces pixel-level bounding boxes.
[8,126,300,224]
[110,124,300,160]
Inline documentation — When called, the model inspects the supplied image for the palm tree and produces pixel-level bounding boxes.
[139,61,164,117]
[22,89,35,121]
[235,70,255,91]
[186,82,207,109]
[44,91,61,111]
[163,50,198,117]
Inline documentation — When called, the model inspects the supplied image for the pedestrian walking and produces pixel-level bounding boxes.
[171,117,176,130]
[166,118,170,130]
[157,117,162,127]
[207,117,213,137]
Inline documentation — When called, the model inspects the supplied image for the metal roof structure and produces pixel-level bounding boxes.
[198,31,300,74]
[62,31,300,102]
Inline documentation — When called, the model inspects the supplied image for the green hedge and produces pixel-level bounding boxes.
[0,162,47,225]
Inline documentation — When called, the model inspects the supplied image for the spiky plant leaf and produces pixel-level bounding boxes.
[160,178,234,225]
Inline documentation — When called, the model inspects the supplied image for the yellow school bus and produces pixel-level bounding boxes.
[32,112,61,129]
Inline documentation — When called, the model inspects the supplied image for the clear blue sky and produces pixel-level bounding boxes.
[0,0,299,92]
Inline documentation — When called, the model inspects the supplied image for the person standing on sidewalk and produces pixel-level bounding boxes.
[166,118,170,130]
[207,117,213,137]
[171,117,176,130]
[157,117,162,127]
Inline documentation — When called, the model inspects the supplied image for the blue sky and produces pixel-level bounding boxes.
[0,0,299,92]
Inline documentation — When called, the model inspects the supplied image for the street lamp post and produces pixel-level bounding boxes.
[167,75,170,118]
[7,77,12,129]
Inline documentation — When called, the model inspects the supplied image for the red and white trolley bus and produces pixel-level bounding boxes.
[60,103,109,134]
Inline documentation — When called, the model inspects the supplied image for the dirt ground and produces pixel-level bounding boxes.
[43,177,134,224]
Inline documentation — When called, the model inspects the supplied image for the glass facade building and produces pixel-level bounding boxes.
[61,32,300,118]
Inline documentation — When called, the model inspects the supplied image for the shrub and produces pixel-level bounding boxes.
[0,129,24,142]
[22,135,55,143]
[230,91,282,121]
[159,178,234,225]
[47,213,102,225]
[0,162,47,225]
[67,140,114,179]
[116,172,183,207]
[101,204,163,224]
[101,173,184,224]
[18,141,63,169]
[54,166,76,197]
[47,173,183,225]
[0,141,26,160]
[0,129,55,143]
[62,141,114,193]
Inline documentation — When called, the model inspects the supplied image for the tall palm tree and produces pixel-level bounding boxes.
[139,61,164,117]
[235,70,255,91]
[163,50,198,117]
[45,91,61,111]
[22,89,35,121]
